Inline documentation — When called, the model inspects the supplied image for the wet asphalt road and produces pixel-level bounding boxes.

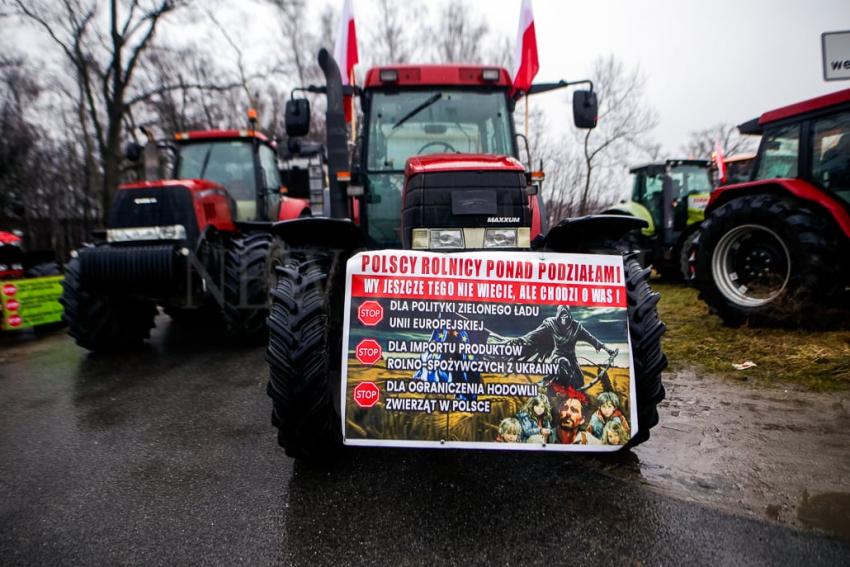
[1,318,849,566]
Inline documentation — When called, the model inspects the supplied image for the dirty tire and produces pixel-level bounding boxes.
[266,249,345,461]
[623,254,668,448]
[695,195,838,327]
[223,233,279,340]
[678,230,699,284]
[60,258,157,351]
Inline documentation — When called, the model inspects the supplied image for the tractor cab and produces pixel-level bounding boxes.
[358,66,521,248]
[627,159,713,238]
[172,129,285,222]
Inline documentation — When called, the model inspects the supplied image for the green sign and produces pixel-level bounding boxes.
[1,275,64,330]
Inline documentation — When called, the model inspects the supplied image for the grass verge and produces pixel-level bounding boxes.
[654,282,850,390]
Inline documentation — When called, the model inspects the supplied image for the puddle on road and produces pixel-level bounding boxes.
[798,492,850,540]
[587,368,850,541]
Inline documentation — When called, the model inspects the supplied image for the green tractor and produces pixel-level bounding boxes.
[606,159,713,280]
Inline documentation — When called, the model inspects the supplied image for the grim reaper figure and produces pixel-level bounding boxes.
[509,305,616,393]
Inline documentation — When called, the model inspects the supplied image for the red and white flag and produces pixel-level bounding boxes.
[713,140,727,184]
[512,0,539,92]
[333,0,359,122]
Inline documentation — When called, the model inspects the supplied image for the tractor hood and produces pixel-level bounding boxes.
[401,154,531,249]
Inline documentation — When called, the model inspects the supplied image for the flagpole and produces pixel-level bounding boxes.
[524,93,529,141]
[350,68,357,144]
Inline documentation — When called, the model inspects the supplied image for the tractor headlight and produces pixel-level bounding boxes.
[429,229,464,249]
[484,228,518,248]
[107,225,187,242]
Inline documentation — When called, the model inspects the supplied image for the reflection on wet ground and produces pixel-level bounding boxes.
[1,316,849,564]
[584,369,850,541]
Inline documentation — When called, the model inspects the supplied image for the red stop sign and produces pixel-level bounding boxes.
[353,381,381,408]
[355,339,382,365]
[2,284,17,297]
[8,314,22,327]
[357,300,384,326]
[5,299,19,311]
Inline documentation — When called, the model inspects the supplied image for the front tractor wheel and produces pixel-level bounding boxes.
[622,255,668,448]
[266,250,345,460]
[222,233,281,340]
[60,258,157,352]
[695,195,836,326]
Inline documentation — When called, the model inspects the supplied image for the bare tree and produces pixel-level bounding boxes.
[575,55,659,215]
[13,0,182,220]
[681,123,758,158]
[369,0,423,65]
[537,55,659,223]
[430,0,489,63]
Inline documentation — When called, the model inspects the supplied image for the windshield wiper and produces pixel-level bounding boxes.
[391,93,442,130]
[198,145,214,179]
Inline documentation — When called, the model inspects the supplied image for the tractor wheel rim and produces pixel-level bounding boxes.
[712,224,791,307]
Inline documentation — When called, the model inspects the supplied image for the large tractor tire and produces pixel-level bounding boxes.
[60,258,157,351]
[695,194,838,327]
[622,254,668,448]
[222,233,281,340]
[266,249,345,460]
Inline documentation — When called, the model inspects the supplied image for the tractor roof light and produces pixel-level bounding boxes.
[481,68,500,82]
[379,69,399,83]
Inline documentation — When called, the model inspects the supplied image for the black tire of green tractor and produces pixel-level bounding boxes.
[60,258,157,351]
[266,250,345,460]
[622,255,668,448]
[222,233,281,340]
[25,261,61,278]
[678,230,699,284]
[695,194,837,327]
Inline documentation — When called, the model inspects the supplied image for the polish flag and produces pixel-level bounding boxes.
[714,140,727,184]
[333,0,359,122]
[512,0,539,92]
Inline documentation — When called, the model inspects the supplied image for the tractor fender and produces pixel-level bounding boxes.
[602,201,655,236]
[278,196,311,221]
[270,217,370,250]
[708,178,850,238]
[538,214,647,253]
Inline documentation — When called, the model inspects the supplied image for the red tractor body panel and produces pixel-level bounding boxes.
[364,65,513,92]
[0,231,22,246]
[175,129,273,144]
[708,178,850,238]
[117,179,236,233]
[759,88,850,126]
[405,153,525,175]
[278,196,311,220]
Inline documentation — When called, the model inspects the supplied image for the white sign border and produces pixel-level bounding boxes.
[339,249,640,453]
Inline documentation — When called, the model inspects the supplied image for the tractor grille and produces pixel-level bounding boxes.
[401,170,530,249]
[79,244,182,293]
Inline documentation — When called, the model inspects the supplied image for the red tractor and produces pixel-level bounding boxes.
[61,115,311,351]
[695,88,850,325]
[265,51,668,459]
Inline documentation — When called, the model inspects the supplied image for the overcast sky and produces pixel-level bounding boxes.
[14,0,850,154]
[231,0,849,154]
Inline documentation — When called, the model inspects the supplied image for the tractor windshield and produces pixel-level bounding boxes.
[364,89,514,246]
[669,164,713,196]
[177,140,257,202]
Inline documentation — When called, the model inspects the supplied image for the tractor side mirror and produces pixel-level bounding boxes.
[125,141,144,162]
[285,98,311,137]
[572,90,598,129]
